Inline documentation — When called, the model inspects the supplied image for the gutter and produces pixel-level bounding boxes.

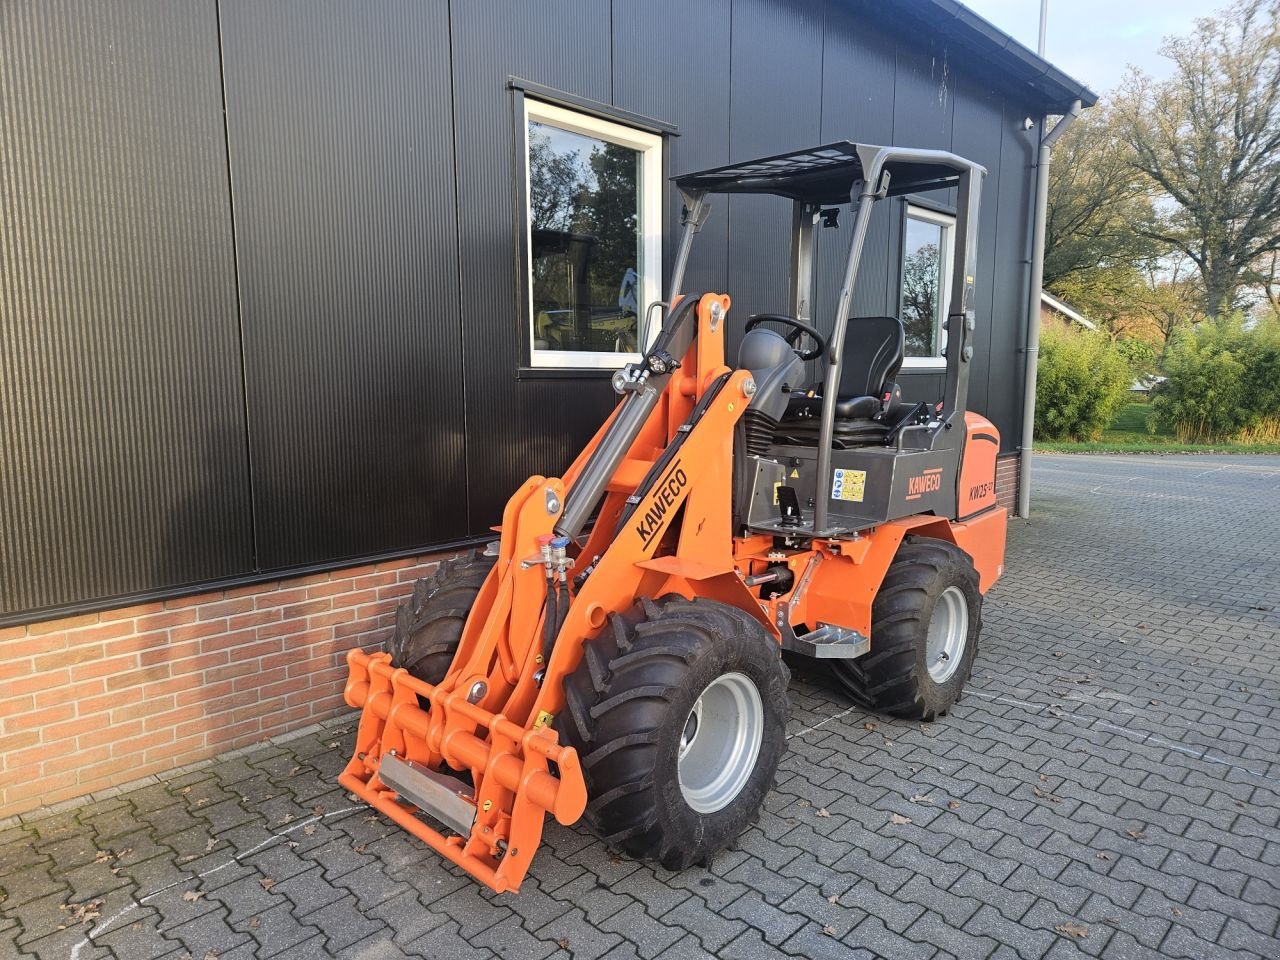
[1017,99,1081,518]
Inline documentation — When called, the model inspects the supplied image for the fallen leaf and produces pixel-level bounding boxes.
[608,854,624,865]
[1032,786,1062,803]
[815,808,831,818]
[248,918,262,931]
[908,795,932,805]
[303,824,317,836]
[863,722,877,732]
[311,805,325,817]
[888,813,912,825]
[181,854,198,863]
[93,850,112,863]
[947,800,961,811]
[1054,675,1092,685]
[62,899,104,925]
[1038,774,1049,783]
[182,890,204,903]
[1053,650,1065,657]
[353,843,367,854]
[1055,921,1089,939]
[206,839,217,852]
[181,786,192,794]
[1170,907,1183,917]
[287,841,299,849]
[1096,852,1112,861]
[326,740,340,748]
[556,938,570,950]
[883,739,894,746]
[288,765,302,776]
[827,894,839,904]
[258,878,276,892]
[822,925,837,937]
[1126,830,1146,840]
[1102,916,1123,926]
[204,951,219,960]
[797,799,810,808]
[279,814,294,825]
[111,867,121,876]
[196,798,208,807]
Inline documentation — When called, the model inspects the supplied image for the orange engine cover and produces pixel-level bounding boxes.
[957,412,1000,519]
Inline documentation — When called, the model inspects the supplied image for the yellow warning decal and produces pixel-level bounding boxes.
[831,468,866,503]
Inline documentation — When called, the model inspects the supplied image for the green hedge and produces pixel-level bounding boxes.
[1034,326,1133,441]
[1152,315,1280,442]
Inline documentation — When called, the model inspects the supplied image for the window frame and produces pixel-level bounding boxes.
[898,202,955,371]
[521,98,664,371]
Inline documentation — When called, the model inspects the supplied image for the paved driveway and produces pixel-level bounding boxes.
[3,454,1278,960]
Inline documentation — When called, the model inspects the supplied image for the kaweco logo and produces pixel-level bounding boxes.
[633,461,689,545]
[907,469,943,496]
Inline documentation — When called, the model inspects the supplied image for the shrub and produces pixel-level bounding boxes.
[1035,326,1133,441]
[1151,315,1280,442]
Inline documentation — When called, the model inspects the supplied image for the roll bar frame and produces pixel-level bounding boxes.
[667,144,985,536]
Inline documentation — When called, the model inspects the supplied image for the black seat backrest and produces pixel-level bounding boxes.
[837,316,905,398]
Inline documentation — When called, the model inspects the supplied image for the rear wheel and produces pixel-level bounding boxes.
[558,596,790,869]
[386,551,496,684]
[831,537,981,720]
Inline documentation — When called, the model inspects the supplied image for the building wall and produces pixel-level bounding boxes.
[1,0,1044,624]
[0,552,455,818]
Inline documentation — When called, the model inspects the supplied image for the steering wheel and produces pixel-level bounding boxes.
[744,313,827,362]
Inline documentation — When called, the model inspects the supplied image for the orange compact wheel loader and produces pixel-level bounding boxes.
[340,141,1007,892]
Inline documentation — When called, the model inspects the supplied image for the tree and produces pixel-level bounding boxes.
[1126,255,1205,350]
[1115,0,1280,317]
[1044,103,1159,287]
[900,243,939,354]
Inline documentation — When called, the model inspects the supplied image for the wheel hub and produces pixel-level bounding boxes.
[677,672,764,814]
[926,585,969,683]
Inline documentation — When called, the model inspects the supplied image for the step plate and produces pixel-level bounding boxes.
[378,754,476,837]
[782,623,870,660]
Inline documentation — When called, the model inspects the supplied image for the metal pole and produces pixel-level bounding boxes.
[1017,100,1080,519]
[811,187,877,536]
[1038,0,1048,57]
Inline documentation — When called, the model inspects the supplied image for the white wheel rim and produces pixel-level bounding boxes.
[926,585,969,683]
[677,672,764,814]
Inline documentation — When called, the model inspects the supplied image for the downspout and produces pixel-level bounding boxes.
[1017,99,1081,518]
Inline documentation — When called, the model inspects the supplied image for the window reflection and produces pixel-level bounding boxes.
[529,121,641,355]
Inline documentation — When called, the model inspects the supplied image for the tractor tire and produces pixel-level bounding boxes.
[558,596,790,870]
[386,550,496,685]
[831,537,981,721]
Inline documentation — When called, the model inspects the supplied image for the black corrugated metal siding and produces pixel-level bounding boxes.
[1,0,1046,620]
[0,0,253,616]
[449,0,616,527]
[218,0,469,569]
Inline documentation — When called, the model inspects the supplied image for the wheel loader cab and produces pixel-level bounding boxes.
[338,138,1009,896]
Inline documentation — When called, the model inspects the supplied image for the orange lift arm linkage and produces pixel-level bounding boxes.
[339,295,764,893]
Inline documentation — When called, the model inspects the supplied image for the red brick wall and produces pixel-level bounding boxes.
[0,551,457,819]
[996,452,1020,516]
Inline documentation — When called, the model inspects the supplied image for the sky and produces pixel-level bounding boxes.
[961,0,1215,97]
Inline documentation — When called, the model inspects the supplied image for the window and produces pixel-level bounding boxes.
[899,204,955,367]
[523,99,663,369]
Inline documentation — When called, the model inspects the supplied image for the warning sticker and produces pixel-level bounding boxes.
[831,468,866,503]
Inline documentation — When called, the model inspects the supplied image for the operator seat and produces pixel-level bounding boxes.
[778,316,906,445]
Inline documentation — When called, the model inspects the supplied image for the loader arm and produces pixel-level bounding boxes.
[340,294,760,892]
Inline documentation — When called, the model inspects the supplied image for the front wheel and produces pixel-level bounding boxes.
[558,596,790,870]
[831,537,982,721]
